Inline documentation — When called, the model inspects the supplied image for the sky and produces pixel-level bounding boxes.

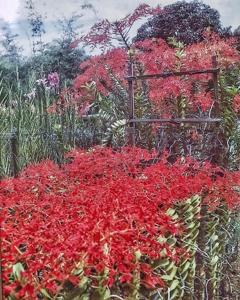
[0,0,239,26]
[0,0,239,55]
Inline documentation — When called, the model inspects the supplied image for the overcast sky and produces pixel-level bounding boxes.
[0,0,239,55]
[0,0,239,26]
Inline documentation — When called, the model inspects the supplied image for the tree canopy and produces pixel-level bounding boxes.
[134,1,231,45]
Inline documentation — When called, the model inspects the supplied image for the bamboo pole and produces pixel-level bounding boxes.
[212,56,219,106]
[127,59,135,145]
[128,118,222,124]
[10,129,19,178]
[126,68,219,81]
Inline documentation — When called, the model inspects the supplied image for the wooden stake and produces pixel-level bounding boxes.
[10,129,19,178]
[127,59,135,145]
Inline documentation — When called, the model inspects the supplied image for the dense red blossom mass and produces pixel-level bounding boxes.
[73,33,240,116]
[1,147,240,299]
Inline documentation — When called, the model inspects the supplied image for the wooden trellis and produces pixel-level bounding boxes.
[126,55,221,146]
[125,55,240,299]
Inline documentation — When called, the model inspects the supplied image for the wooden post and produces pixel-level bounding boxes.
[10,129,19,177]
[212,55,219,109]
[127,59,135,146]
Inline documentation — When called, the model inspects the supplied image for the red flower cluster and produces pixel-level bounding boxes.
[1,147,240,299]
[73,33,240,115]
[76,48,128,96]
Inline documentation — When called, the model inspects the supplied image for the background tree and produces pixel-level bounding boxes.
[21,15,87,87]
[234,25,240,51]
[0,19,22,101]
[25,0,46,54]
[0,19,21,64]
[134,0,231,45]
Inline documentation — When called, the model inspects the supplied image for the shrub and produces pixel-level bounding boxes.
[1,147,240,299]
[134,1,231,44]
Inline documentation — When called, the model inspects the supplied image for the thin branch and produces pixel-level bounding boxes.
[114,23,131,50]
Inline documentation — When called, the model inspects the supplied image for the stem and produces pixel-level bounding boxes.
[114,23,130,50]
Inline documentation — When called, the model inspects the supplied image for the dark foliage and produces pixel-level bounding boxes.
[234,26,240,51]
[23,38,86,83]
[134,1,231,45]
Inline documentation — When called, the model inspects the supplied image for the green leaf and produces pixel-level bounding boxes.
[210,255,219,266]
[79,276,89,288]
[169,279,180,291]
[180,261,191,274]
[161,274,173,281]
[135,249,141,260]
[103,288,111,299]
[154,258,170,268]
[103,243,109,255]
[166,208,176,216]
[162,265,178,281]
[167,237,177,246]
[13,262,24,280]
[72,268,84,276]
[40,288,52,299]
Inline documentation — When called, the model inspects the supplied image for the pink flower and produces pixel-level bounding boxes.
[48,72,60,88]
